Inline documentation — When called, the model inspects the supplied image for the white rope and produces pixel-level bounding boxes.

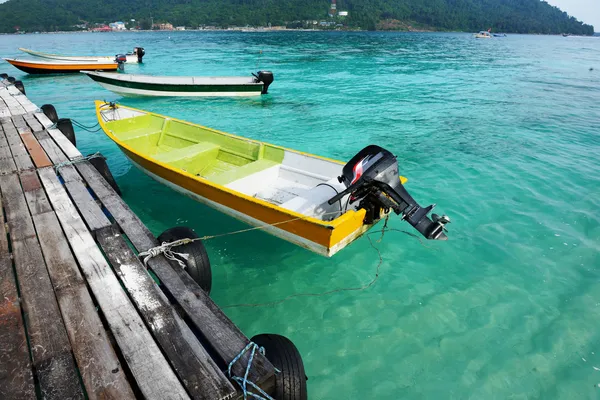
[136,209,349,268]
[138,238,194,268]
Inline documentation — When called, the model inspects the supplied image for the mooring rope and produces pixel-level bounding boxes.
[53,152,104,171]
[136,210,346,267]
[138,239,193,269]
[227,342,275,400]
[48,119,102,133]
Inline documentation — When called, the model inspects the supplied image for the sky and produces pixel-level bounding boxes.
[546,0,599,30]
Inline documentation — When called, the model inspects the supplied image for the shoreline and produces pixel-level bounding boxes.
[1,29,597,36]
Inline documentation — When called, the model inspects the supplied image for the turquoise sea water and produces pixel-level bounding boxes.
[1,31,600,399]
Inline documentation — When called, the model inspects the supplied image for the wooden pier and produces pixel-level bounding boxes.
[0,76,290,399]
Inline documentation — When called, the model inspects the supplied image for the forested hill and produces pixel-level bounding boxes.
[0,0,595,35]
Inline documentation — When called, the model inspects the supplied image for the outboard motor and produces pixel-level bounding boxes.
[115,54,127,71]
[253,71,274,94]
[328,145,450,240]
[133,47,145,63]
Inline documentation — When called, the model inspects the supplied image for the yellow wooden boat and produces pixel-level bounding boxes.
[96,101,449,256]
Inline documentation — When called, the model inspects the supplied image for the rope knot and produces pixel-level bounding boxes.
[137,238,193,269]
[227,342,274,400]
[54,152,104,172]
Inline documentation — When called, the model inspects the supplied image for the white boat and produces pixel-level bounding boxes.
[475,31,492,39]
[18,47,145,63]
[83,70,274,97]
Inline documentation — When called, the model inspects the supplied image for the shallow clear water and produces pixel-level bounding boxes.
[2,31,600,399]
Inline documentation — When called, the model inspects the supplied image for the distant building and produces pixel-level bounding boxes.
[109,21,126,30]
[328,0,337,17]
[175,26,186,31]
[92,25,112,32]
[153,23,174,30]
[338,11,348,17]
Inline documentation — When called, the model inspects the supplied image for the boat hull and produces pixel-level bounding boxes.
[4,59,118,74]
[87,73,264,97]
[120,146,371,256]
[19,48,139,63]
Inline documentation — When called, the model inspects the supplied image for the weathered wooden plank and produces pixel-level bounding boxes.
[0,102,10,118]
[97,226,238,400]
[47,128,81,160]
[63,179,112,232]
[37,167,190,400]
[20,170,53,215]
[11,114,27,130]
[33,107,81,159]
[76,162,276,389]
[21,132,52,168]
[38,137,69,164]
[1,119,34,171]
[35,112,54,128]
[0,173,84,399]
[0,196,36,400]
[6,86,37,113]
[0,90,25,116]
[23,112,44,133]
[33,211,135,400]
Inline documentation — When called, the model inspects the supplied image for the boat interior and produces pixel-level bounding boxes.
[101,108,353,221]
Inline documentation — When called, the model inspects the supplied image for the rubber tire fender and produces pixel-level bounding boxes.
[157,226,212,294]
[87,155,122,196]
[250,334,308,400]
[41,104,59,124]
[56,118,76,146]
[14,81,25,95]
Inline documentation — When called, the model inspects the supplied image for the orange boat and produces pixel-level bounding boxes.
[3,58,119,74]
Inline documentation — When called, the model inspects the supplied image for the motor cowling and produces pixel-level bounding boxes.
[115,54,127,71]
[133,47,145,63]
[255,70,274,94]
[330,145,450,240]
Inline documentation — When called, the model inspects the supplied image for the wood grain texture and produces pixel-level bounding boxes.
[19,170,53,215]
[75,162,276,390]
[97,226,237,400]
[38,167,191,400]
[23,112,44,133]
[0,196,36,400]
[33,211,135,400]
[21,132,52,168]
[0,172,84,399]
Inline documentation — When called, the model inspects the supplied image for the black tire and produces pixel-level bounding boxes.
[157,227,212,294]
[88,155,122,196]
[251,334,307,400]
[14,81,25,95]
[0,73,8,79]
[41,104,59,124]
[57,118,76,146]
[7,77,15,84]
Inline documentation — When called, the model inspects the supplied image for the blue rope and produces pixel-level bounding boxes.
[227,342,275,400]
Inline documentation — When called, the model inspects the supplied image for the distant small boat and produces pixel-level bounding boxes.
[83,70,275,97]
[18,47,145,63]
[3,58,119,74]
[493,33,507,37]
[475,31,492,39]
